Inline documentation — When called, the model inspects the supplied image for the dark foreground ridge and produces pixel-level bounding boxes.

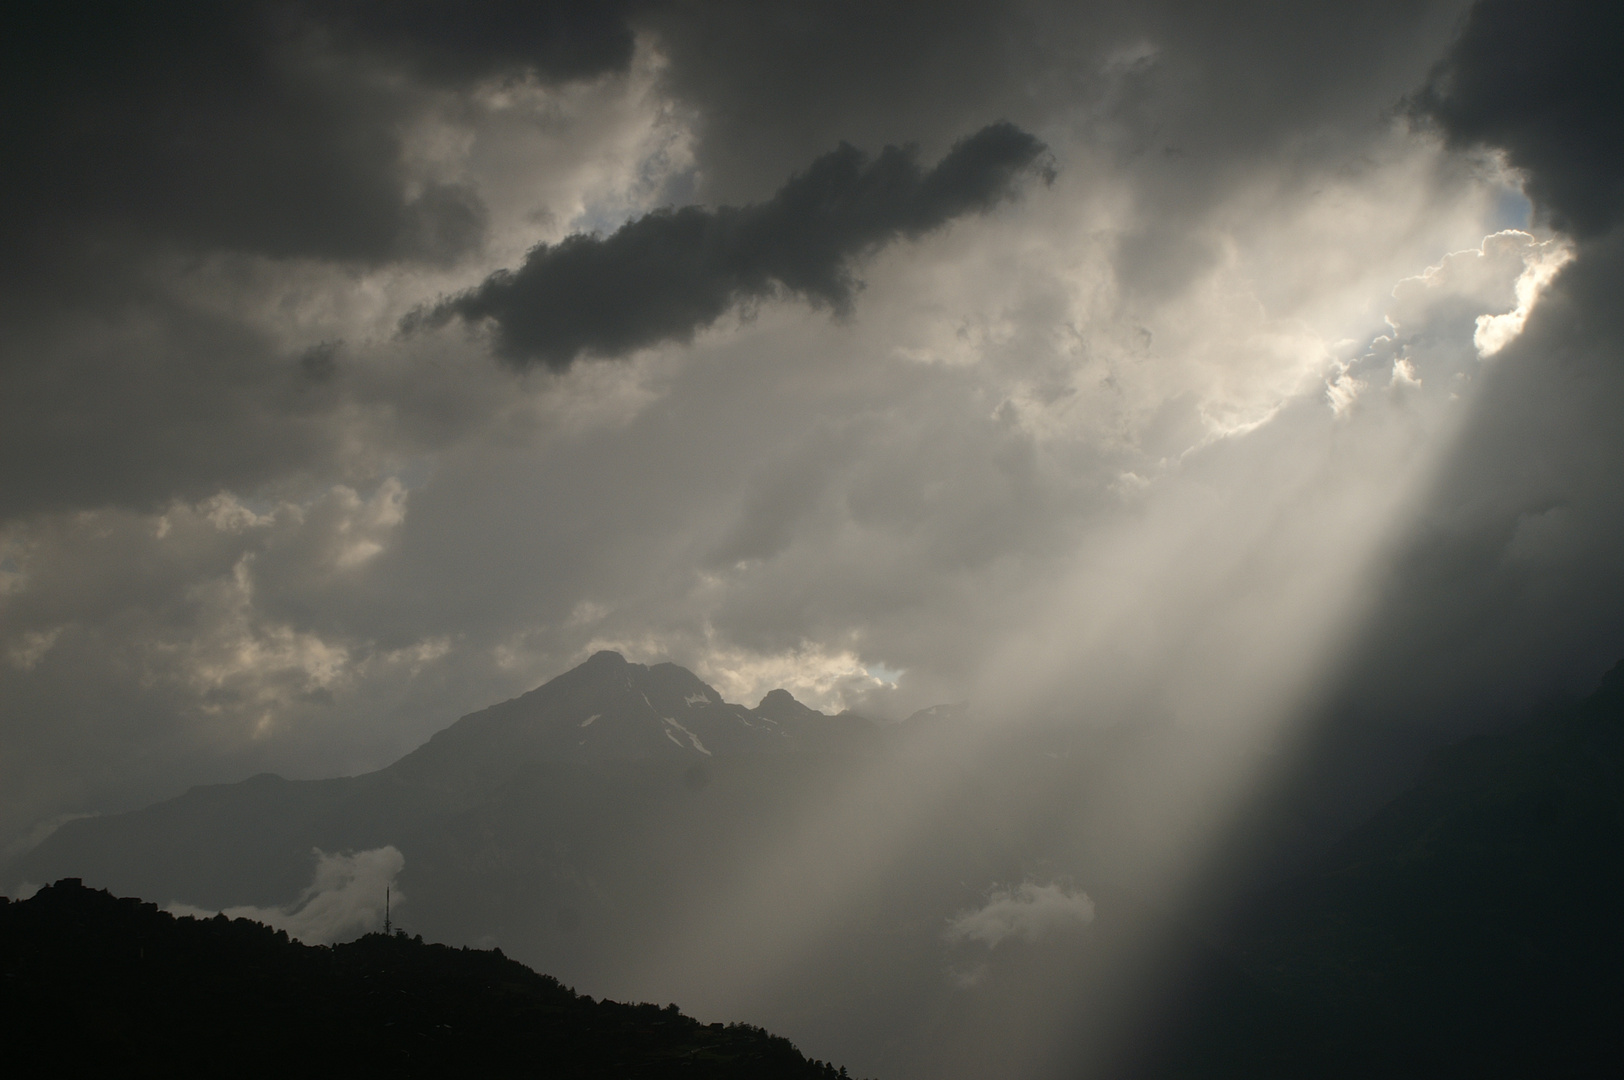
[0,880,861,1079]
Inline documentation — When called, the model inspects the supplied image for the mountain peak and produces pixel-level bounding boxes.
[756,688,823,723]
[388,652,799,784]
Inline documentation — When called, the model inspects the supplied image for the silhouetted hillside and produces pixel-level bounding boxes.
[0,879,861,1079]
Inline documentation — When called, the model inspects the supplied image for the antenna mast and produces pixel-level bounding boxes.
[384,886,391,935]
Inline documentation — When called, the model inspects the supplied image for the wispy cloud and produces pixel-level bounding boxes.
[168,846,404,944]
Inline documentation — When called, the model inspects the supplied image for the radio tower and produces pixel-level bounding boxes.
[384,886,391,936]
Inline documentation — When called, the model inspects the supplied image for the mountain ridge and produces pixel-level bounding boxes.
[2,650,953,950]
[383,650,923,792]
[0,877,864,1079]
[10,650,1624,1076]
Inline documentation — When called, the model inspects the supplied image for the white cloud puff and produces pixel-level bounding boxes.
[945,881,1096,950]
[168,846,404,945]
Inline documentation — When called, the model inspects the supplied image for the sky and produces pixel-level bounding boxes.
[3,0,1623,865]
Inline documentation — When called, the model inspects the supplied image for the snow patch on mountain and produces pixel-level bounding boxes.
[661,716,711,755]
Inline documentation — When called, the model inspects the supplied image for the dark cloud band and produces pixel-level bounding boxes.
[1413,0,1624,238]
[0,0,640,274]
[408,122,1053,369]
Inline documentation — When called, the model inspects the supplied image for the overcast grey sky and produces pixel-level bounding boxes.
[4,0,1622,858]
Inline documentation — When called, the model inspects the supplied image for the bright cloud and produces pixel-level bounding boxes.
[167,846,404,945]
[946,881,1097,949]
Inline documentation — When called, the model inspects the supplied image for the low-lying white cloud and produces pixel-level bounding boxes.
[168,846,404,944]
[945,881,1096,950]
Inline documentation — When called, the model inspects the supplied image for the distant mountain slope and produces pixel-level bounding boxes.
[4,651,899,909]
[0,650,1139,1078]
[0,651,979,1075]
[0,879,860,1079]
[1148,661,1624,1078]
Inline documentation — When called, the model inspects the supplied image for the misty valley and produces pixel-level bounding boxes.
[8,650,1623,1078]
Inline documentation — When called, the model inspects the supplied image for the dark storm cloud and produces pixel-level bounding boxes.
[322,0,639,85]
[410,122,1052,369]
[1334,0,1624,729]
[0,302,316,519]
[641,0,1469,310]
[1227,0,1624,854]
[638,0,1045,203]
[0,0,640,279]
[1413,0,1624,237]
[0,0,648,522]
[642,1,1468,180]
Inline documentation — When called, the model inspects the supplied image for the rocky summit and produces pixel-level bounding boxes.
[384,651,886,790]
